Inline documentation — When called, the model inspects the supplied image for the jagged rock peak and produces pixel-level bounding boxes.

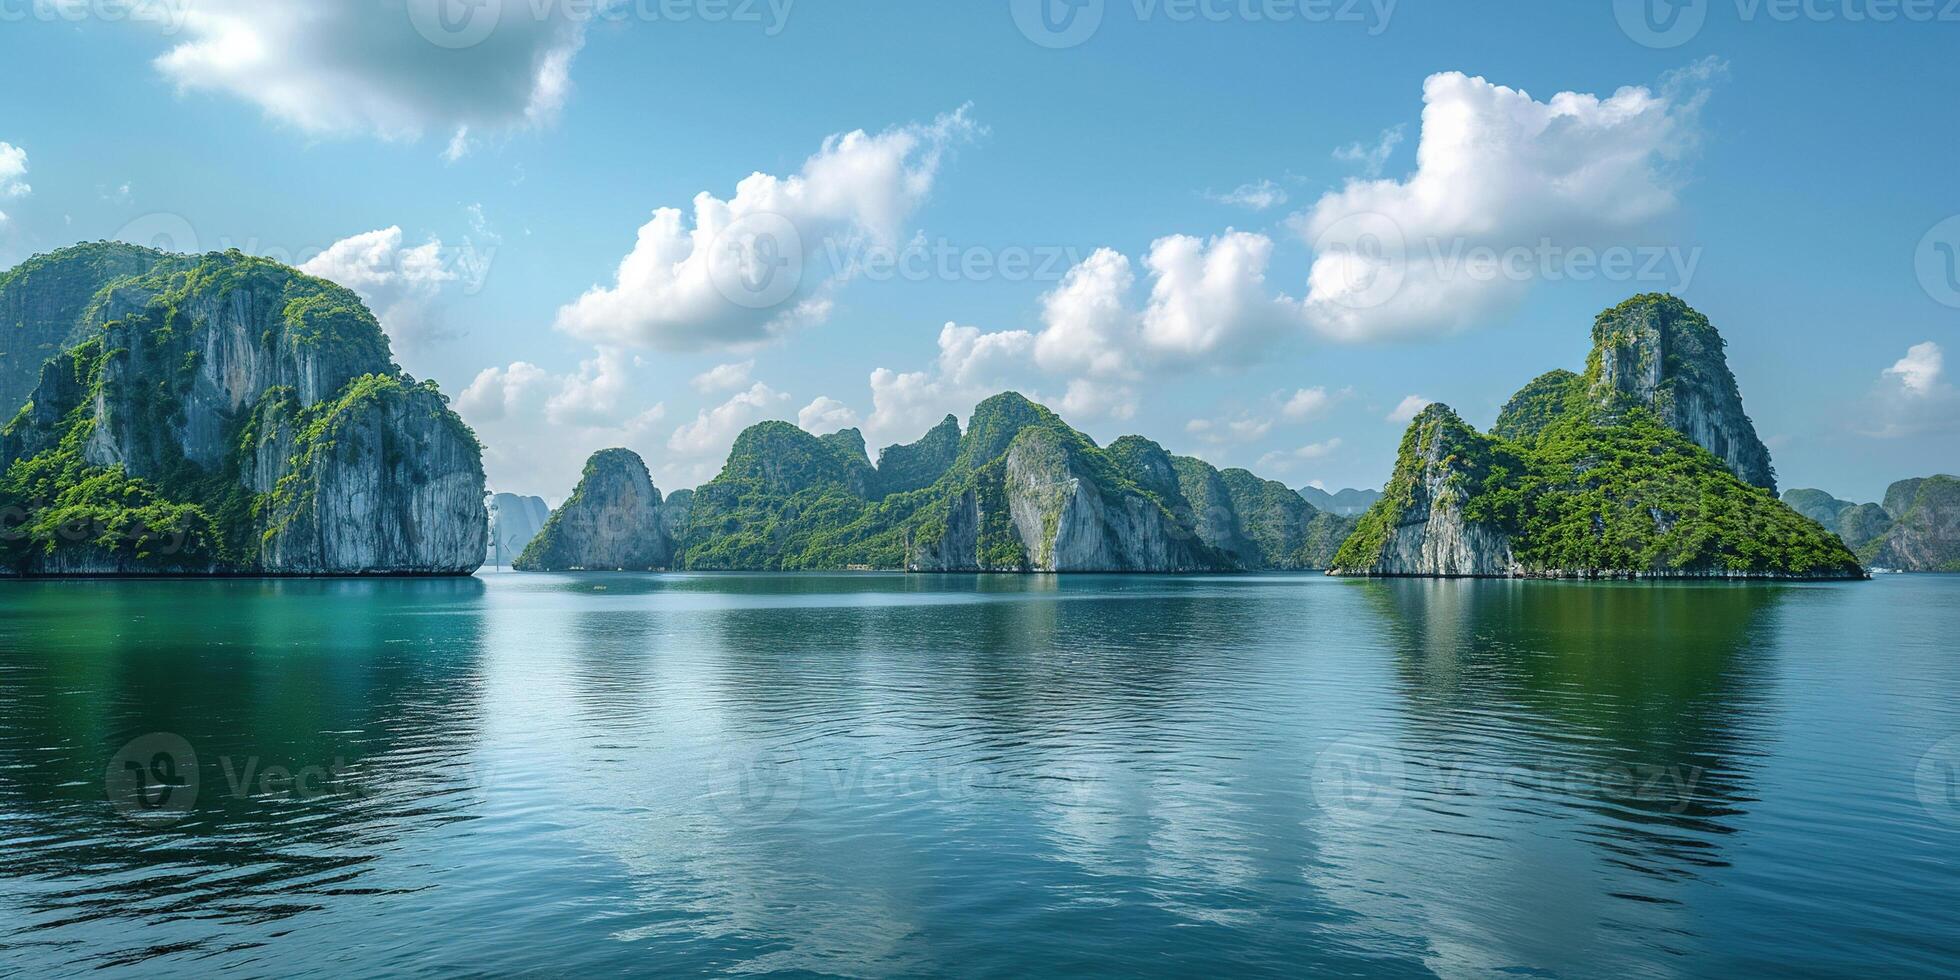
[1331,403,1522,577]
[874,413,960,496]
[1,246,485,576]
[1586,294,1776,491]
[515,448,672,571]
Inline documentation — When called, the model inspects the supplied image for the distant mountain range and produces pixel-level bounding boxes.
[1783,478,1960,572]
[516,393,1358,573]
[486,493,551,568]
[1297,486,1381,515]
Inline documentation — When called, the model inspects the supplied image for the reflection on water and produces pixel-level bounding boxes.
[1,573,1956,976]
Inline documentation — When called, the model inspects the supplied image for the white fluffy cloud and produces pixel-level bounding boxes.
[1257,438,1343,472]
[1032,248,1136,377]
[668,382,792,457]
[299,226,481,349]
[1058,379,1138,422]
[1209,179,1288,211]
[1281,386,1343,421]
[692,360,755,393]
[460,348,655,429]
[0,141,28,224]
[867,322,1043,443]
[554,108,977,352]
[1884,341,1943,396]
[149,1,588,152]
[457,351,668,496]
[1387,395,1434,423]
[1332,126,1405,177]
[1187,415,1273,445]
[1138,231,1289,362]
[0,142,27,198]
[1030,234,1288,377]
[797,396,860,434]
[1297,67,1715,341]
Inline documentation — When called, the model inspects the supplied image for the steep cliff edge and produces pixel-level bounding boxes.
[1,242,194,415]
[1332,405,1523,577]
[0,245,485,575]
[1789,477,1960,571]
[665,392,1236,572]
[1865,476,1960,571]
[514,449,673,571]
[1331,297,1860,579]
[1587,294,1776,491]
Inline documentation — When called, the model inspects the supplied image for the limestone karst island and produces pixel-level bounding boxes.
[4,247,1950,579]
[5,10,1959,973]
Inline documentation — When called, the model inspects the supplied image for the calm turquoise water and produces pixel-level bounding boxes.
[1,573,1956,977]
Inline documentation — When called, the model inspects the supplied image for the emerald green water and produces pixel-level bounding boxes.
[1,573,1956,976]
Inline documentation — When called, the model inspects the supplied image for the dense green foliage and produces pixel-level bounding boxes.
[673,392,1235,571]
[1332,401,1862,576]
[1335,296,1855,577]
[0,247,478,573]
[872,414,960,496]
[1492,369,1581,443]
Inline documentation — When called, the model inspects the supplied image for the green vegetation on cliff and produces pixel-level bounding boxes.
[1333,296,1860,578]
[1787,476,1960,571]
[0,246,484,574]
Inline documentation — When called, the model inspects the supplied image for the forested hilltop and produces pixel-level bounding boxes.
[1330,295,1864,579]
[0,243,486,575]
[517,393,1358,573]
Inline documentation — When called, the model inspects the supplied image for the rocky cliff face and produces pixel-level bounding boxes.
[487,493,551,566]
[1332,405,1521,577]
[673,391,1243,572]
[0,245,486,576]
[514,449,673,571]
[1170,455,1261,567]
[998,427,1214,572]
[1781,478,1960,570]
[1332,297,1861,580]
[0,242,192,416]
[1588,295,1776,491]
[1866,476,1960,571]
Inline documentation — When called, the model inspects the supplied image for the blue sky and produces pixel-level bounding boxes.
[0,0,1954,502]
